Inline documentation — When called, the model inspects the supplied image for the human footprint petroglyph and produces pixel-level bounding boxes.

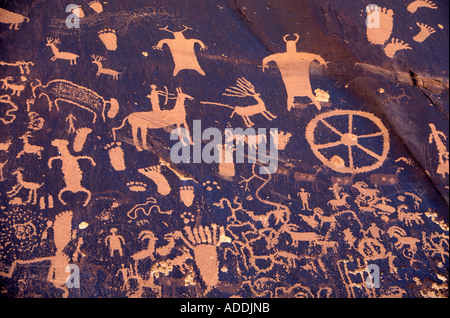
[366,6,394,45]
[98,29,118,51]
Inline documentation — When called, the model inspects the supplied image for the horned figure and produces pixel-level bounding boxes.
[0,76,26,96]
[46,38,79,65]
[262,33,328,111]
[153,25,207,76]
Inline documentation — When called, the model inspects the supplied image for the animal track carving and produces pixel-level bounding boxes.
[407,0,438,13]
[366,6,394,45]
[138,165,171,196]
[413,23,436,43]
[384,38,412,58]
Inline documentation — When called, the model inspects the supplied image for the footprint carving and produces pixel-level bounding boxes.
[366,6,394,45]
[98,29,117,51]
[413,23,436,42]
[384,38,412,58]
[88,1,103,13]
[138,165,171,196]
[407,0,438,13]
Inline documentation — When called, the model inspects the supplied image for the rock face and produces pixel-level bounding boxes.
[0,0,448,298]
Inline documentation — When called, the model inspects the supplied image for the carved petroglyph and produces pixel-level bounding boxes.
[413,23,436,43]
[112,87,194,151]
[306,110,390,174]
[31,79,119,123]
[201,78,276,127]
[153,25,207,76]
[91,55,121,80]
[407,0,438,13]
[428,123,449,178]
[46,38,79,65]
[0,8,29,30]
[366,6,394,45]
[48,139,96,206]
[262,33,327,111]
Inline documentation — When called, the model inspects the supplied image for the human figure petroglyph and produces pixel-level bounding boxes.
[0,76,25,96]
[366,6,394,45]
[112,87,194,151]
[7,168,43,205]
[262,33,328,111]
[46,38,79,65]
[413,23,436,43]
[407,0,438,13]
[146,85,173,112]
[16,131,43,159]
[91,55,122,80]
[105,228,125,257]
[297,188,312,211]
[428,123,449,178]
[153,25,207,76]
[31,79,120,123]
[0,8,29,30]
[48,139,96,206]
[327,184,350,210]
[201,78,276,127]
[65,114,77,134]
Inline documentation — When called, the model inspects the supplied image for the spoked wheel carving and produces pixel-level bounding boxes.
[305,110,390,174]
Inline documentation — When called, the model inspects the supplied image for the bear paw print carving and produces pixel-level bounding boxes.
[138,165,171,196]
